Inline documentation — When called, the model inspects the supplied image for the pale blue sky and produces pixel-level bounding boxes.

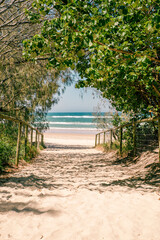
[51,84,111,112]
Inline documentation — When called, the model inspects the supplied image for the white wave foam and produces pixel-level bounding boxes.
[50,116,112,119]
[51,116,94,118]
[49,122,96,125]
[48,127,98,131]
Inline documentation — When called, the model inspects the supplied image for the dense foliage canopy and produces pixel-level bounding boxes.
[24,0,160,115]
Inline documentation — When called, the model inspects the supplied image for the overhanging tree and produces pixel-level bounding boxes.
[23,0,160,116]
[0,0,73,128]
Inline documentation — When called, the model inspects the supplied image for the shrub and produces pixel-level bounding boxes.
[0,140,13,171]
[23,143,39,161]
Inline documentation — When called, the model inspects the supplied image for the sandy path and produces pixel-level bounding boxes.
[0,136,160,240]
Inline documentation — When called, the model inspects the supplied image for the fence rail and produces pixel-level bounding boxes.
[0,113,44,166]
[95,116,160,161]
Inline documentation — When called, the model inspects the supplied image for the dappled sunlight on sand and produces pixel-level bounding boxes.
[0,132,160,240]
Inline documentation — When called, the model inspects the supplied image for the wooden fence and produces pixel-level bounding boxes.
[95,116,160,161]
[0,113,44,166]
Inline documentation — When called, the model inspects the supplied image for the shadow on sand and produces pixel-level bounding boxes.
[101,161,160,189]
[0,200,61,215]
[0,145,159,192]
[0,174,66,189]
[45,143,93,150]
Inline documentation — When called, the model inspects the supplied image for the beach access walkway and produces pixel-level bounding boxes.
[0,140,160,240]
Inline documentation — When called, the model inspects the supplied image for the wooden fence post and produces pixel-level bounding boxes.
[133,121,136,157]
[37,133,40,149]
[158,115,160,162]
[95,134,97,147]
[35,131,38,148]
[103,132,106,144]
[24,125,28,159]
[15,122,22,166]
[30,128,33,147]
[41,134,44,146]
[98,134,100,145]
[110,130,113,149]
[120,127,123,156]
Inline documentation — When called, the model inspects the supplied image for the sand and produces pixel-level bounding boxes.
[43,132,95,146]
[0,132,160,240]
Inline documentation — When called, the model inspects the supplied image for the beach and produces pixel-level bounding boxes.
[1,0,160,238]
[0,131,160,240]
[43,130,96,146]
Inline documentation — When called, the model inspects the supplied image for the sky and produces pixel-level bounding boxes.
[50,84,111,112]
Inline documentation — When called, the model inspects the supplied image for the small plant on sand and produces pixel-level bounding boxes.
[28,145,39,160]
[103,141,120,151]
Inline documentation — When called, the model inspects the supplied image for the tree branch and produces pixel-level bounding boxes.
[152,84,160,98]
[70,26,160,63]
[94,40,160,63]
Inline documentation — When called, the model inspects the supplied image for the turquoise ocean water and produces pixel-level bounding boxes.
[46,112,109,134]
